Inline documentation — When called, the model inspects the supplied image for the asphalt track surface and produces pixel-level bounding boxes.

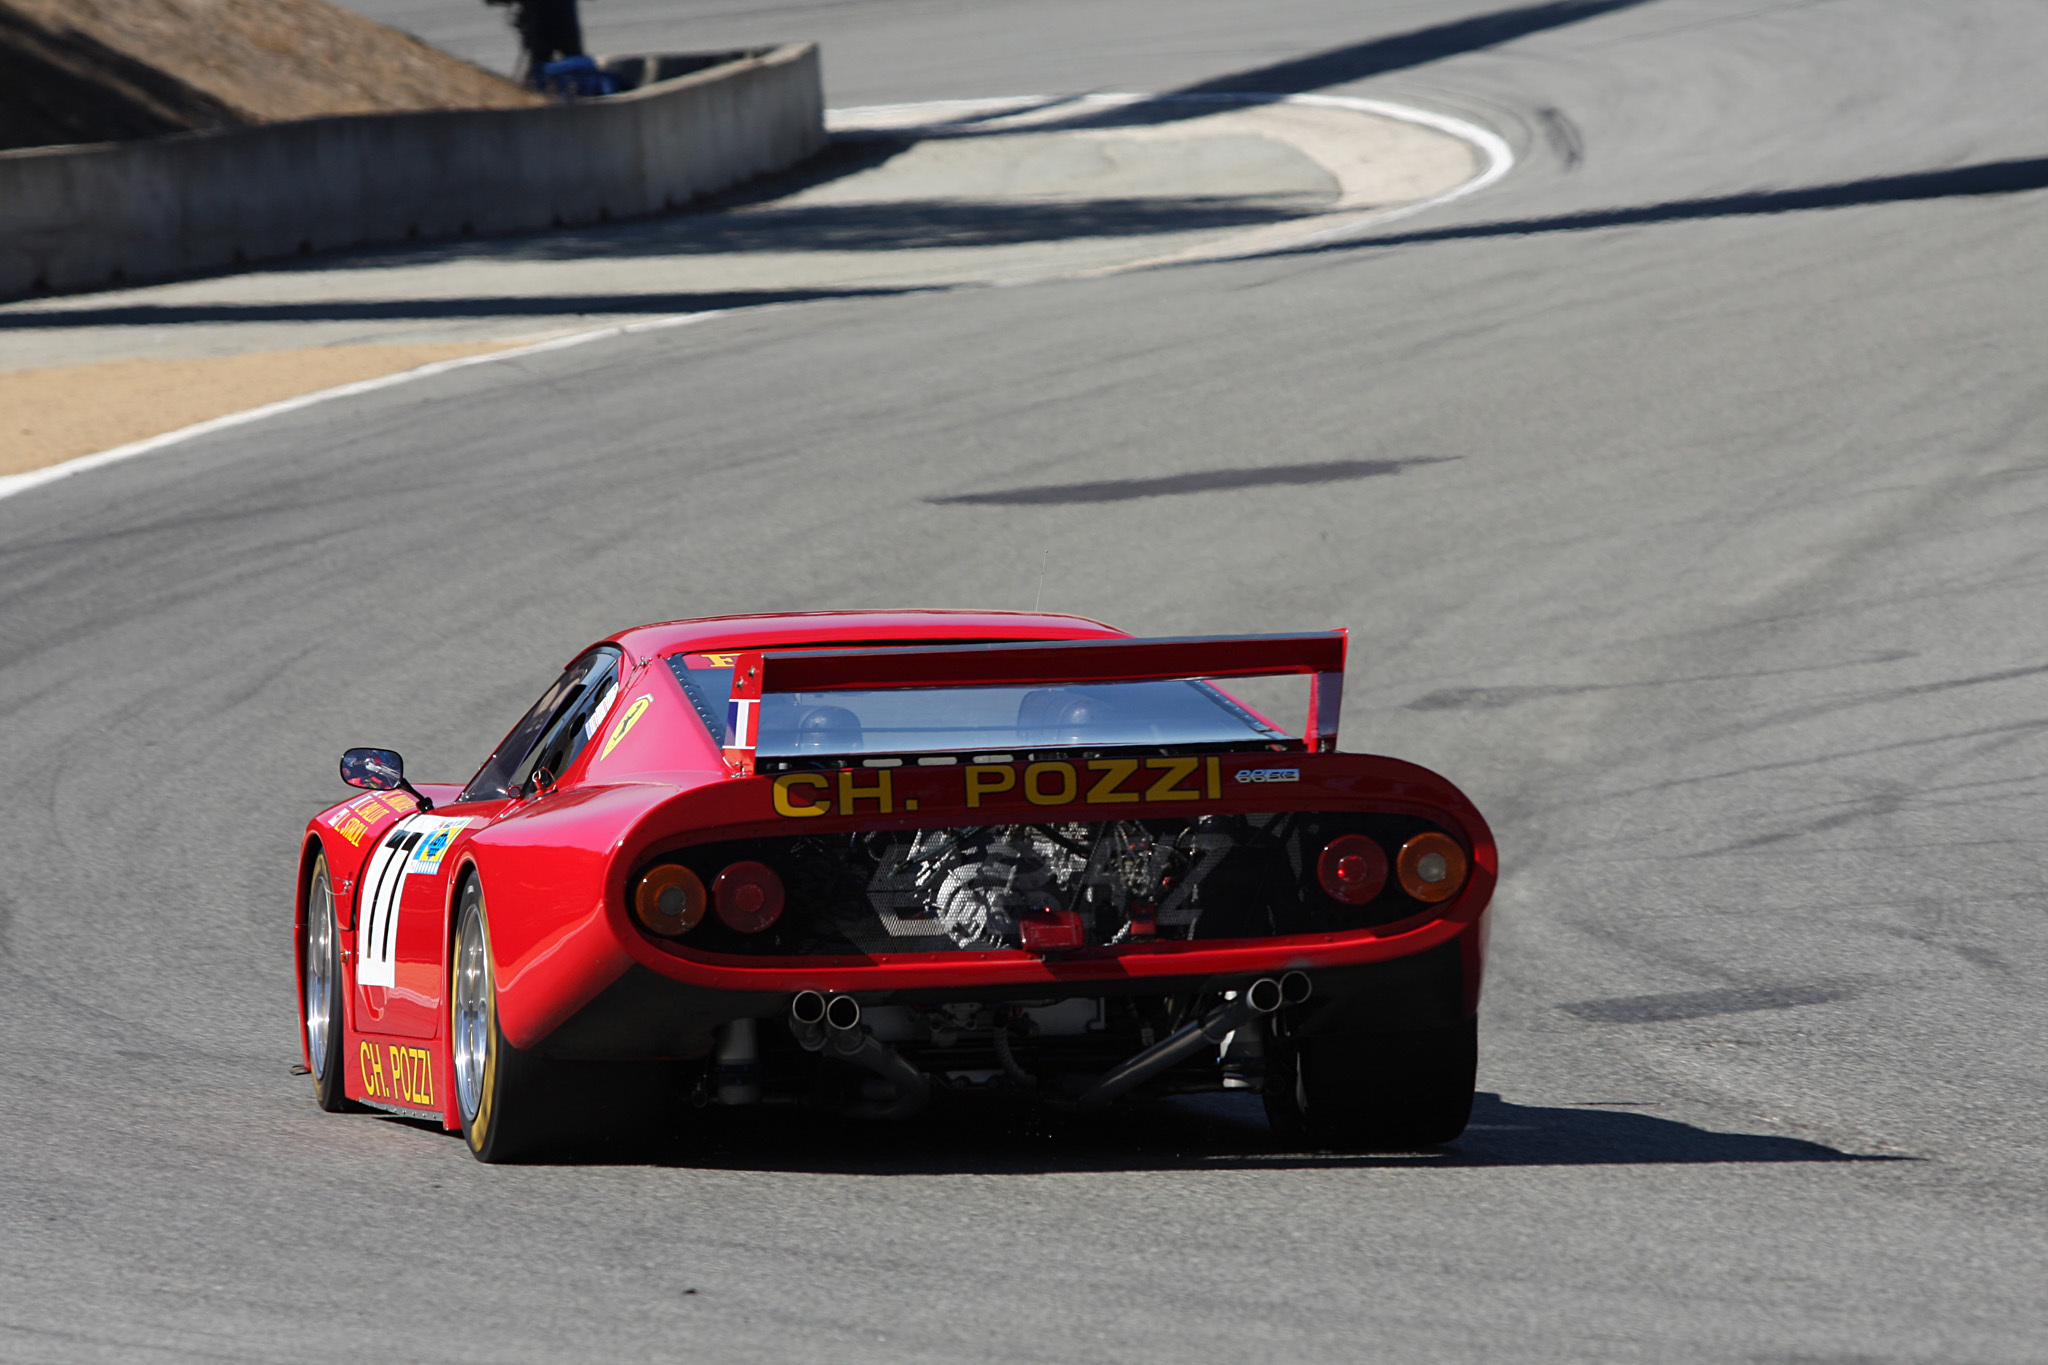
[4,2,2048,1360]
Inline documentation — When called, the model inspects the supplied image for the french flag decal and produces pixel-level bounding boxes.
[727,697,758,749]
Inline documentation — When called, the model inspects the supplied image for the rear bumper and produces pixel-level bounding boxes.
[540,918,1487,1060]
[625,904,1478,989]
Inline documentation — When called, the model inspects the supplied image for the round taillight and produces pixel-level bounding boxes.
[634,864,707,937]
[1396,832,1467,903]
[1316,834,1387,905]
[713,861,785,933]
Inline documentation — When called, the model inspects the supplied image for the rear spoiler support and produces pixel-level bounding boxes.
[719,631,1347,774]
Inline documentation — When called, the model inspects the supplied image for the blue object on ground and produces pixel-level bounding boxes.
[538,55,618,99]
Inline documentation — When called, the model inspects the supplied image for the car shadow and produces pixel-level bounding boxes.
[486,1090,1901,1173]
[1281,156,2048,257]
[944,0,1656,134]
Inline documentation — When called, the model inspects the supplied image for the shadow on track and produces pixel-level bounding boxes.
[958,0,1656,132]
[0,285,925,329]
[1302,155,2048,253]
[928,458,1452,506]
[491,192,1319,259]
[442,1091,1896,1173]
[0,192,1319,328]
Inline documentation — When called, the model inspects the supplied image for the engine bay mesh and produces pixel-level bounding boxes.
[639,810,1455,956]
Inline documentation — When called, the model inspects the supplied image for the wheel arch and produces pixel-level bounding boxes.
[444,854,486,983]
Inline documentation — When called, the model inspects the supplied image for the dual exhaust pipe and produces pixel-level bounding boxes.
[788,988,863,1051]
[778,972,1310,1117]
[788,990,931,1119]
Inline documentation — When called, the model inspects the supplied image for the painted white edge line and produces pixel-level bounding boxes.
[0,310,723,505]
[3,92,1510,508]
[1228,93,1514,252]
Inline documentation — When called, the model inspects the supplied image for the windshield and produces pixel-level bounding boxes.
[667,654,1287,755]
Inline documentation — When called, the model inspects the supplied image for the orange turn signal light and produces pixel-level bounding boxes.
[1396,832,1467,904]
[634,864,707,937]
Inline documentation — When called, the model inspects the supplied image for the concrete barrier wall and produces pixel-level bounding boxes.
[0,42,824,300]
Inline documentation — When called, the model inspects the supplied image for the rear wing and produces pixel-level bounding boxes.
[720,631,1346,773]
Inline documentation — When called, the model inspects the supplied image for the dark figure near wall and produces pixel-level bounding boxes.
[485,0,583,83]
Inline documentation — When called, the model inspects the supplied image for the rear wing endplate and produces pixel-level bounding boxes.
[719,631,1346,773]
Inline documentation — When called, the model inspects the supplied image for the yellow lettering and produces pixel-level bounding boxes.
[360,1041,387,1097]
[1144,756,1202,802]
[773,772,832,818]
[838,767,893,814]
[1085,758,1141,804]
[1024,761,1077,806]
[399,1047,433,1105]
[1206,755,1221,799]
[965,764,1016,809]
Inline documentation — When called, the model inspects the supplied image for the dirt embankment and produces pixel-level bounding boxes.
[0,0,539,152]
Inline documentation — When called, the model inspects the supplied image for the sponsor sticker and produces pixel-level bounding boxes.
[581,679,619,738]
[1235,767,1301,784]
[598,694,653,761]
[322,790,415,846]
[358,1041,435,1107]
[406,824,459,873]
[772,757,1226,818]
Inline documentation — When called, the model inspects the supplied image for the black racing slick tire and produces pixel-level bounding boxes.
[1265,1018,1477,1151]
[451,876,558,1163]
[302,852,353,1113]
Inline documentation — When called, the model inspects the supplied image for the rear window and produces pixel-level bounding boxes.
[666,652,1287,756]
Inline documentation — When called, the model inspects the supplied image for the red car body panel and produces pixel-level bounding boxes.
[297,611,1496,1129]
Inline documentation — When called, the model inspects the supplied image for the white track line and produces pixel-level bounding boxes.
[0,311,723,504]
[831,91,1515,258]
[0,93,1510,507]
[1181,92,1513,254]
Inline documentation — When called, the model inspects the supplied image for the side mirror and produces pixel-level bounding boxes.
[339,747,433,812]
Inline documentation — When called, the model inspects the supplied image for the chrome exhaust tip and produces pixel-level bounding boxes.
[788,991,829,1052]
[824,993,862,1032]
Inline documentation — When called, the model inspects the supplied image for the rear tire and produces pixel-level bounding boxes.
[302,853,353,1113]
[451,876,554,1162]
[1265,1018,1477,1150]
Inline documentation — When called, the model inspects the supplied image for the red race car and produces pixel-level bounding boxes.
[297,611,1496,1161]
